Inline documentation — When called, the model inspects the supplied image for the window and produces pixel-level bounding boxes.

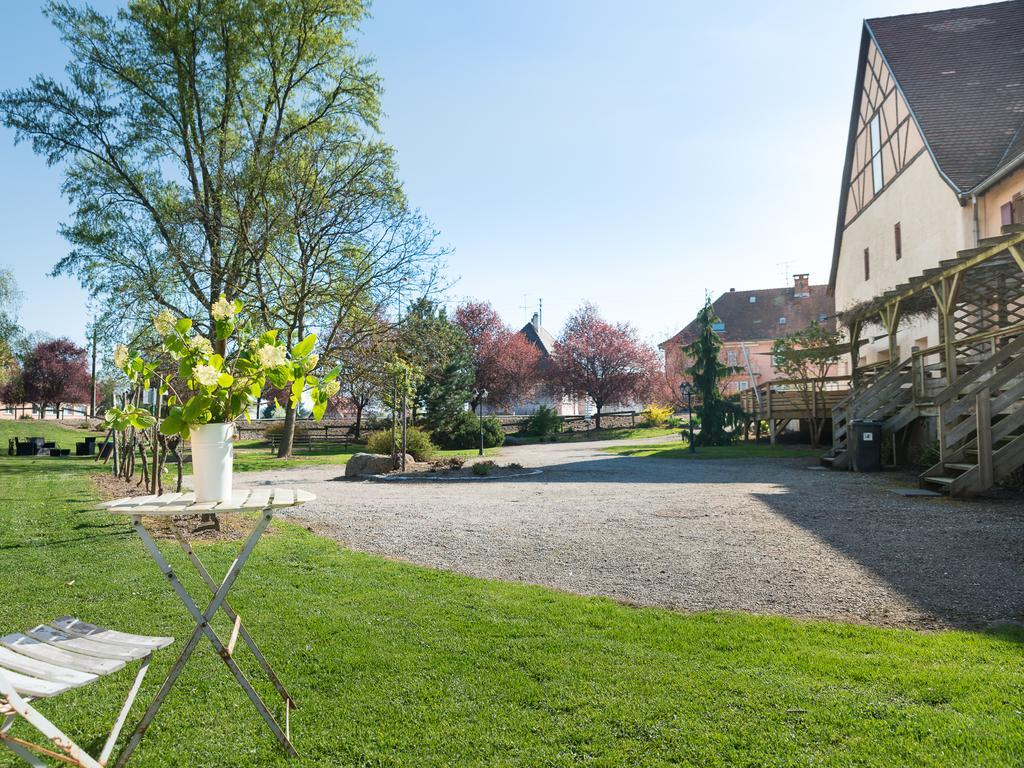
[711,321,725,332]
[778,316,787,325]
[726,351,737,366]
[819,313,828,322]
[894,222,902,260]
[749,296,757,304]
[738,381,749,391]
[864,247,870,280]
[870,114,884,194]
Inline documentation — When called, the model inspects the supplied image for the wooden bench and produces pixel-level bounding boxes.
[266,431,355,454]
[0,617,173,768]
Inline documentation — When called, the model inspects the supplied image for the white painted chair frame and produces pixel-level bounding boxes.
[0,619,171,768]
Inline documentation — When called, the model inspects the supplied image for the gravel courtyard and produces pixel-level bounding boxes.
[232,439,1024,630]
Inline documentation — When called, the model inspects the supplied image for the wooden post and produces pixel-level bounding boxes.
[976,389,993,489]
[766,389,775,446]
[849,320,862,389]
[931,274,962,384]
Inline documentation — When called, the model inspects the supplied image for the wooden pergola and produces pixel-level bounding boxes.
[838,227,1024,384]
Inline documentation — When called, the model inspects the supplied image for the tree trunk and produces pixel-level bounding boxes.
[277,401,297,458]
[594,404,603,430]
[354,403,364,438]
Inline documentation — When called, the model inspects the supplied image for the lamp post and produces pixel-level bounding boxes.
[679,381,695,453]
[478,388,488,456]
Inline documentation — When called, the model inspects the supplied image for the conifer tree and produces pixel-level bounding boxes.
[682,298,737,446]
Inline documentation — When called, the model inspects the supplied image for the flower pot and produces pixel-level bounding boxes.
[190,422,234,503]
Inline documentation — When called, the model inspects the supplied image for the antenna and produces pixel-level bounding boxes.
[538,298,543,327]
[519,294,530,323]
[776,260,793,285]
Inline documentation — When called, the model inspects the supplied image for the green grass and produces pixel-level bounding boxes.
[2,420,1023,766]
[604,442,825,460]
[509,425,683,445]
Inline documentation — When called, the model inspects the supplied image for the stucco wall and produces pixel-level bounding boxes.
[977,165,1024,238]
[835,153,971,364]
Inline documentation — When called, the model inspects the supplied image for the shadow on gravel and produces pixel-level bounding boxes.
[753,483,1024,632]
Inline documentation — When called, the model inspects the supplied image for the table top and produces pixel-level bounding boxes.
[97,487,316,516]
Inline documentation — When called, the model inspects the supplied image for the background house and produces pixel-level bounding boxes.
[660,274,836,396]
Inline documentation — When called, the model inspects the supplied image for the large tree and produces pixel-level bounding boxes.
[21,338,91,418]
[399,298,474,437]
[1,0,382,341]
[0,269,21,386]
[455,300,540,411]
[547,304,659,429]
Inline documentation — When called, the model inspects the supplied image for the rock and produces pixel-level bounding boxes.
[345,452,414,477]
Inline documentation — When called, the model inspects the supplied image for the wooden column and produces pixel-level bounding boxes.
[878,300,902,366]
[976,389,993,489]
[930,273,963,384]
[849,320,862,389]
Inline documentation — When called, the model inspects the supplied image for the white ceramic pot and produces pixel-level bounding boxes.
[190,422,234,503]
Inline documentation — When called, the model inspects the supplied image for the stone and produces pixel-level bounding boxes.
[345,452,415,477]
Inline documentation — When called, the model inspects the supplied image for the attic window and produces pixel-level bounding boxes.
[711,321,725,332]
[749,296,756,303]
[819,313,828,323]
[778,317,787,325]
[870,114,884,194]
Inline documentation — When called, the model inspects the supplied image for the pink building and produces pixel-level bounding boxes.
[659,274,836,396]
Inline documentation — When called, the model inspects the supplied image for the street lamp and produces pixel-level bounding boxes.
[478,388,488,456]
[679,381,695,453]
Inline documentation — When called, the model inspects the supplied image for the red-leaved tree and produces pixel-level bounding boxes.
[21,338,90,418]
[547,304,660,428]
[455,300,541,410]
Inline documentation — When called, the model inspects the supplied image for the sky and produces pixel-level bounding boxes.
[0,0,969,349]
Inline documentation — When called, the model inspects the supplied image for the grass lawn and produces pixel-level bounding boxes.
[509,426,683,445]
[188,441,498,474]
[604,442,825,461]
[2,421,1022,766]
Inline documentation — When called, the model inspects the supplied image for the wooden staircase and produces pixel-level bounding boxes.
[920,332,1024,496]
[821,359,917,470]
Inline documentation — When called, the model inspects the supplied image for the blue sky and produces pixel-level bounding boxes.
[0,0,960,348]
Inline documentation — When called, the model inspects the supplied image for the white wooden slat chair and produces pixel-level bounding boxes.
[0,617,173,767]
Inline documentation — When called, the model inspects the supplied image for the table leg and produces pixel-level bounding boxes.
[171,528,297,710]
[114,513,297,767]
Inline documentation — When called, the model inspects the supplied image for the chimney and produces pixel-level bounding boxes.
[531,312,540,329]
[793,273,810,298]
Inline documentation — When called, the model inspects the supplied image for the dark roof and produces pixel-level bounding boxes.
[518,320,557,356]
[866,0,1024,192]
[659,285,836,350]
[830,0,1024,293]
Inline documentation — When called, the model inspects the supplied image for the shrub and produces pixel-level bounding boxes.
[471,460,498,476]
[432,455,465,471]
[641,404,674,427]
[508,462,524,470]
[436,410,505,450]
[522,405,561,439]
[365,427,437,461]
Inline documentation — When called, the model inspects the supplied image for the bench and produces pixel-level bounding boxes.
[0,617,173,768]
[266,429,355,454]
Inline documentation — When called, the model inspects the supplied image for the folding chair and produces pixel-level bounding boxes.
[0,617,173,767]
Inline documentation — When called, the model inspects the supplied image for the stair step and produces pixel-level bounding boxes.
[1001,223,1024,235]
[925,476,956,485]
[945,463,975,471]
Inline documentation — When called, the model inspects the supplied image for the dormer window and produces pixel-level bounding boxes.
[711,321,725,332]
[749,296,757,304]
[779,317,787,325]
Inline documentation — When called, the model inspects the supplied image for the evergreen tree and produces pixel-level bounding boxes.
[682,298,737,446]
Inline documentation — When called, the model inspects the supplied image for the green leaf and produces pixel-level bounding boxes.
[209,353,224,371]
[291,333,316,359]
[218,372,234,388]
[178,360,193,380]
[160,408,185,436]
[175,318,193,334]
[312,400,327,421]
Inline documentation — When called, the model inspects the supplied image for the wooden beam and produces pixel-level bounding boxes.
[1009,244,1024,273]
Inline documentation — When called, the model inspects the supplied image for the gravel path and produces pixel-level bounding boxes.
[230,438,1024,630]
